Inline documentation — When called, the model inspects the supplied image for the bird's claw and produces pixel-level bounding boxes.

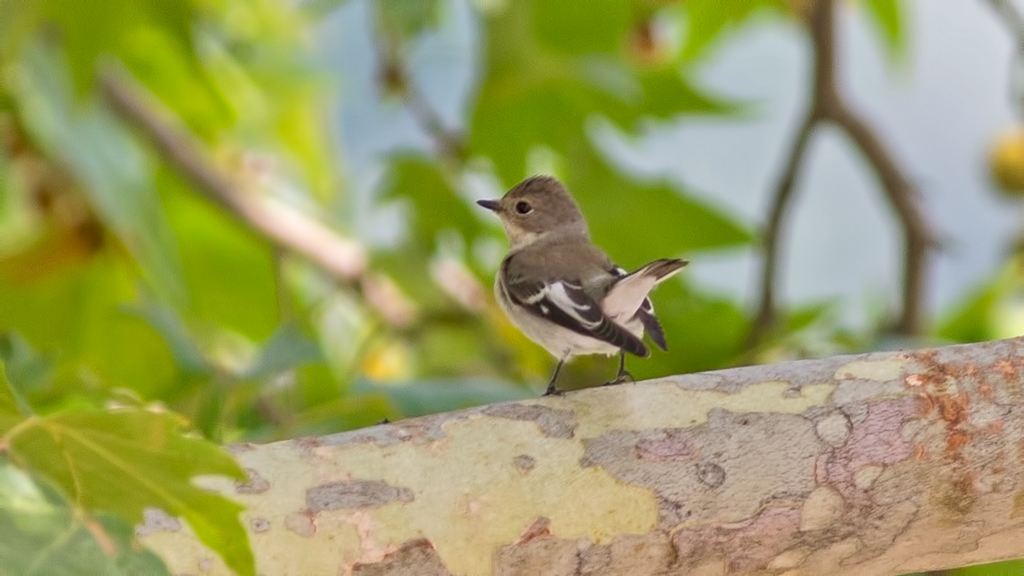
[602,370,635,387]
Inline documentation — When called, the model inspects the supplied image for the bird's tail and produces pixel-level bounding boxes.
[602,259,688,321]
[634,258,689,283]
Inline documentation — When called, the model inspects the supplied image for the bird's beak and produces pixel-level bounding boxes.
[476,199,501,212]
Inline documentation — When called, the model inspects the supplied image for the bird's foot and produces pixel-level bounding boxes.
[601,370,635,387]
[542,385,564,397]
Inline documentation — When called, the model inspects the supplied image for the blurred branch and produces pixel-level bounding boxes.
[369,6,466,166]
[99,68,368,282]
[750,112,818,349]
[748,0,937,348]
[100,69,426,329]
[985,0,1024,117]
[986,0,1024,34]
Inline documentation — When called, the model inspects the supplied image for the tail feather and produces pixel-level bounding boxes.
[602,259,688,320]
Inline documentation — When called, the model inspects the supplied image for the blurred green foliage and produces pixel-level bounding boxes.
[0,0,1016,573]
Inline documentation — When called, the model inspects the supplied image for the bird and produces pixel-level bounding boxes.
[477,175,687,395]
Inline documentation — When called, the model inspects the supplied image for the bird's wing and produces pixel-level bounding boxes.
[501,264,649,358]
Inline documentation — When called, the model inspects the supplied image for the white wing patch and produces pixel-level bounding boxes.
[546,282,601,329]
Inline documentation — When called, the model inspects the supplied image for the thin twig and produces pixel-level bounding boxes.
[368,5,465,166]
[747,0,936,348]
[748,112,818,345]
[828,102,932,334]
[99,68,368,281]
[985,0,1024,118]
[986,0,1024,34]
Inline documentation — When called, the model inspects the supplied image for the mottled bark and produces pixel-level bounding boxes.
[142,338,1024,575]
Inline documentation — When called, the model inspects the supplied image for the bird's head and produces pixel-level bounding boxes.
[477,175,588,249]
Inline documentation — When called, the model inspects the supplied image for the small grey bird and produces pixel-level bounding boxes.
[477,175,687,395]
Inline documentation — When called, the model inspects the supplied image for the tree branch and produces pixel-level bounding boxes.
[749,0,936,348]
[142,337,1024,574]
[748,111,818,347]
[369,9,466,167]
[828,101,933,334]
[99,69,368,282]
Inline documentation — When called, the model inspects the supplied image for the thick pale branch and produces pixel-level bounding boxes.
[143,337,1024,575]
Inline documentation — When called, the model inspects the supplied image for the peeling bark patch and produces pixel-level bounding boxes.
[695,462,726,488]
[839,500,919,565]
[249,517,270,533]
[135,508,181,536]
[307,480,414,512]
[578,532,677,575]
[907,347,996,520]
[800,485,846,531]
[328,410,472,447]
[815,411,852,447]
[513,454,536,472]
[515,516,551,543]
[820,398,917,510]
[636,430,699,462]
[932,472,978,518]
[494,532,578,576]
[853,464,884,490]
[483,404,576,438]
[292,435,322,452]
[235,468,270,494]
[582,412,818,529]
[666,354,851,394]
[834,359,905,382]
[673,506,802,572]
[353,539,453,576]
[226,442,257,453]
[284,512,316,537]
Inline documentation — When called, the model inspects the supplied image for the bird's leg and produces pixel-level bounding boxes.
[544,357,567,396]
[603,351,634,386]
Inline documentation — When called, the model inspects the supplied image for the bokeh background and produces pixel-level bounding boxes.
[3,0,1024,572]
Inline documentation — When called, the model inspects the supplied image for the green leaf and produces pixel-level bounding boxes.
[5,409,254,576]
[379,155,485,249]
[243,322,323,379]
[531,0,630,55]
[680,0,783,62]
[0,460,170,576]
[0,361,31,436]
[164,186,279,340]
[936,277,1002,344]
[568,142,752,259]
[124,304,214,378]
[472,0,735,184]
[863,0,905,60]
[32,0,198,92]
[0,253,179,401]
[374,0,442,38]
[0,332,55,398]
[13,43,187,303]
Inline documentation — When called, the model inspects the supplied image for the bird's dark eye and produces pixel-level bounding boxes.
[515,201,533,215]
